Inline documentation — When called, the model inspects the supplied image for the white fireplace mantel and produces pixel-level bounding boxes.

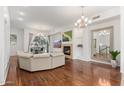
[62,42,72,45]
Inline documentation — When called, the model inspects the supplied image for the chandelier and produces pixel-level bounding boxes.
[74,7,92,28]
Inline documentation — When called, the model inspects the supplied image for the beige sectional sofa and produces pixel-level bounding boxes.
[51,53,65,69]
[17,51,65,72]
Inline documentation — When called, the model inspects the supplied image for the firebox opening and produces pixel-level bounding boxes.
[63,46,71,55]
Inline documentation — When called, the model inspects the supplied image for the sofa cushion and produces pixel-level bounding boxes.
[17,51,33,58]
[33,53,50,58]
[51,53,64,57]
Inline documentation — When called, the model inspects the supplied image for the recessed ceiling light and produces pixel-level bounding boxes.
[19,11,25,16]
[4,14,8,18]
[17,17,23,21]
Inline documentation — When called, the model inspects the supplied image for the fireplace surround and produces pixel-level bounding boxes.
[63,46,71,55]
[62,44,72,59]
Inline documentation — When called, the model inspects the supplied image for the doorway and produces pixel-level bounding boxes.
[91,27,113,63]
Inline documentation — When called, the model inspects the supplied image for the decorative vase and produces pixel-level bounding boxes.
[111,60,117,68]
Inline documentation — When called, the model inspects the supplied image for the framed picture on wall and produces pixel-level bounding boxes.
[62,30,72,42]
[10,34,17,46]
[53,40,62,48]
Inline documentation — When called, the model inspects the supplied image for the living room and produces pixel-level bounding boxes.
[0,6,124,86]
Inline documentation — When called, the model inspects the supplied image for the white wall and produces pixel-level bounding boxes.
[73,28,91,61]
[121,7,124,73]
[74,17,120,62]
[0,6,10,85]
[73,28,83,59]
[0,6,5,85]
[49,18,120,62]
[54,18,121,62]
[90,7,120,23]
[73,17,120,62]
[48,7,121,62]
[4,7,10,79]
[10,27,24,56]
[89,17,120,50]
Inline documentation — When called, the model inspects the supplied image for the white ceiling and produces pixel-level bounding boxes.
[9,6,117,31]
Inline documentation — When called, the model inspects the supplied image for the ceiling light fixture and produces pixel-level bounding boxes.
[17,17,23,21]
[19,11,25,16]
[4,14,8,18]
[74,6,92,28]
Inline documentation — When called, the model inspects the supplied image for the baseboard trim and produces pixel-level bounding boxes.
[2,58,10,86]
[4,61,10,81]
[0,81,5,86]
[78,58,91,62]
[91,59,111,65]
[73,58,91,62]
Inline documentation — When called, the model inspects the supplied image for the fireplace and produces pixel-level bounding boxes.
[63,44,72,59]
[63,46,71,55]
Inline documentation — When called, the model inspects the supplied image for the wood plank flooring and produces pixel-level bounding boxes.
[5,56,121,86]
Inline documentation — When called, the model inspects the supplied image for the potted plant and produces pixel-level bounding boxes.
[109,50,120,68]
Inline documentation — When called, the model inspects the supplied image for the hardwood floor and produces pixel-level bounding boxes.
[92,53,111,63]
[5,56,121,86]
